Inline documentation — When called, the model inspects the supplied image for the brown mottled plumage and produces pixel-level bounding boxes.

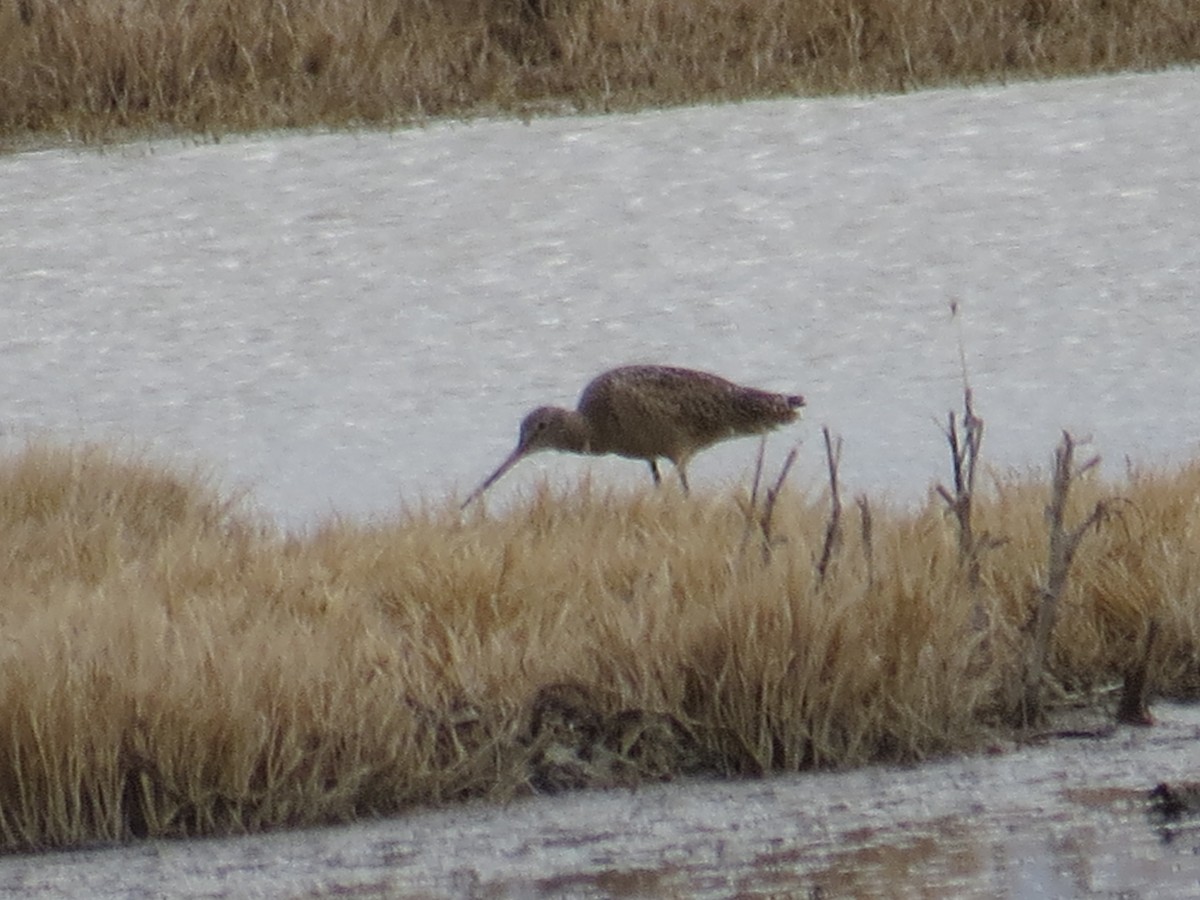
[462,365,805,506]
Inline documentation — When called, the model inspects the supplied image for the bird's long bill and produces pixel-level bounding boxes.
[460,446,526,509]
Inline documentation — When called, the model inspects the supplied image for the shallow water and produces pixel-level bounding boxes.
[3,71,1200,528]
[4,705,1200,897]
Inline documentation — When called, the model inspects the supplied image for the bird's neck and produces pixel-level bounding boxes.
[557,410,593,455]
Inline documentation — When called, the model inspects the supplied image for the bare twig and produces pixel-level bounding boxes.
[934,384,1003,638]
[748,436,766,514]
[935,387,985,581]
[815,427,843,583]
[857,494,875,588]
[935,302,1005,633]
[936,301,991,578]
[1017,431,1110,727]
[738,437,768,555]
[759,445,799,563]
[1116,619,1160,727]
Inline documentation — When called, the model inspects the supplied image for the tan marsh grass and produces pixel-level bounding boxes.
[1,0,1198,145]
[2,441,1200,850]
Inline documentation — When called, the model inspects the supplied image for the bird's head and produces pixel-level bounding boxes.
[461,406,581,509]
[517,406,575,455]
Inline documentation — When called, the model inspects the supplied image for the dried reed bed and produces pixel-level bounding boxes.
[1,0,1198,144]
[2,440,1199,851]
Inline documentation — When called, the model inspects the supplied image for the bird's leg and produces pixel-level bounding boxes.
[676,464,690,495]
[648,459,662,486]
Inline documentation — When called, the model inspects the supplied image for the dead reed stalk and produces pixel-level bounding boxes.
[1016,431,1109,726]
[935,386,986,586]
[856,494,875,588]
[934,384,1007,640]
[757,444,799,564]
[815,426,843,584]
[738,436,800,564]
[1115,618,1159,726]
[737,436,767,554]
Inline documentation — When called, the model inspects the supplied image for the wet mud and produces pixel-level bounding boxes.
[5,704,1200,898]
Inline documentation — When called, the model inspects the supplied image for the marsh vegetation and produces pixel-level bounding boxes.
[1,0,1198,144]
[1,414,1197,850]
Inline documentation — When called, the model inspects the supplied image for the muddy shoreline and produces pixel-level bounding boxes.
[3,704,1198,898]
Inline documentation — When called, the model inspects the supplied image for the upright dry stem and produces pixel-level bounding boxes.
[738,437,768,555]
[758,444,799,564]
[815,427,843,584]
[1116,619,1160,726]
[857,494,875,588]
[936,387,985,584]
[1017,431,1108,726]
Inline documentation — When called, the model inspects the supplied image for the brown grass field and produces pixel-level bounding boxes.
[1,0,1198,145]
[1,435,1198,851]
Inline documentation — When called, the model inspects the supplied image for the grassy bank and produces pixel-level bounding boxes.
[1,0,1198,145]
[0,438,1197,851]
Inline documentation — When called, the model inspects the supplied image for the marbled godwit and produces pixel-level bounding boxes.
[462,365,805,506]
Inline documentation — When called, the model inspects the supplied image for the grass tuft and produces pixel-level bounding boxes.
[1,0,1198,145]
[2,439,1200,850]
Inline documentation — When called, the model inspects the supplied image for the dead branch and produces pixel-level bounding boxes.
[1116,619,1160,726]
[759,444,799,564]
[935,386,985,585]
[857,494,875,589]
[748,435,766,513]
[738,437,768,554]
[1017,431,1110,727]
[935,385,1005,637]
[815,427,843,583]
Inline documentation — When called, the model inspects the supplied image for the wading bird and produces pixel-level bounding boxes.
[462,365,805,507]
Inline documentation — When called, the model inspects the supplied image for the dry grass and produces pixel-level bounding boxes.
[2,439,1200,850]
[1,0,1198,145]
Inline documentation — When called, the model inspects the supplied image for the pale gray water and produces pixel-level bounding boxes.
[3,70,1199,527]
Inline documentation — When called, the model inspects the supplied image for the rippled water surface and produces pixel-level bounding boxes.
[3,70,1199,527]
